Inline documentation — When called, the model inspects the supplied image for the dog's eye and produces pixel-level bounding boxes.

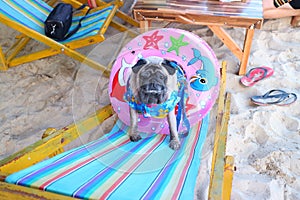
[155,72,165,81]
[141,71,151,78]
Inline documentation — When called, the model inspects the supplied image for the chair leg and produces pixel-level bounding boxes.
[8,48,60,68]
[6,37,31,64]
[0,46,8,71]
[115,10,140,27]
[110,20,139,37]
[62,46,110,75]
[8,46,109,76]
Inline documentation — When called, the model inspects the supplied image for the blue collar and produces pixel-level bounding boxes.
[124,89,181,118]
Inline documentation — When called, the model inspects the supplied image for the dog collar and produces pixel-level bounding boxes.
[124,89,181,118]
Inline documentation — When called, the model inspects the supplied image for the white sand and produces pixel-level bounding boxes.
[0,13,299,200]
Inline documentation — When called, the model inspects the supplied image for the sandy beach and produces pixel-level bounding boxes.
[0,8,299,200]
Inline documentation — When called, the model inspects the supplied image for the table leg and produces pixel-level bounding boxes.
[239,28,255,75]
[140,20,152,33]
[208,25,255,75]
[208,25,242,61]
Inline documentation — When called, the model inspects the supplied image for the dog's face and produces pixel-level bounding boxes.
[129,57,178,104]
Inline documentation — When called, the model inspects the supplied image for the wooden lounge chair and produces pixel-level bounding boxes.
[0,0,139,72]
[0,58,233,199]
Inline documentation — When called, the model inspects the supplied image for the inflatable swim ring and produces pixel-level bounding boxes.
[109,28,220,134]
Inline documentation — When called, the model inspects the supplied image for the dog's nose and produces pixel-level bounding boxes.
[141,83,165,92]
[139,83,166,104]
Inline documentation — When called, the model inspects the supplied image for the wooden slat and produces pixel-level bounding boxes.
[208,92,232,200]
[209,62,227,179]
[208,62,234,200]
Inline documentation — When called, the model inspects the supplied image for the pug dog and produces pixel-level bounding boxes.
[127,56,181,150]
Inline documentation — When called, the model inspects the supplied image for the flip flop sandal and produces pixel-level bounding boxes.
[251,89,297,106]
[240,66,274,87]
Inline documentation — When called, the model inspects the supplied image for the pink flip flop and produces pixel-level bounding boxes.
[240,66,274,87]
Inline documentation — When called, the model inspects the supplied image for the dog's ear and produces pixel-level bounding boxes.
[132,59,147,73]
[162,59,177,75]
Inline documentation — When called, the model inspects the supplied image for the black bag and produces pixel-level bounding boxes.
[44,3,90,41]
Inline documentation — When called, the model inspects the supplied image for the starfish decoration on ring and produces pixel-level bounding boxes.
[142,30,164,50]
[167,34,189,56]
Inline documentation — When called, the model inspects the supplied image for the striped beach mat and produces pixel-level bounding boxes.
[0,0,113,43]
[6,115,210,199]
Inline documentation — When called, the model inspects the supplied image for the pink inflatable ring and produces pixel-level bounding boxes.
[109,28,220,134]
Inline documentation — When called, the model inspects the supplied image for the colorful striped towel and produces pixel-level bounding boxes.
[0,0,113,43]
[6,115,209,199]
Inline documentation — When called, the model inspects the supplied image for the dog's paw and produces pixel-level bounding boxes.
[169,139,180,150]
[130,135,142,142]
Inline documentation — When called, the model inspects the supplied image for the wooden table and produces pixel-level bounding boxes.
[132,0,263,75]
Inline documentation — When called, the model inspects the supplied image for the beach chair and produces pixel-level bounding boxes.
[0,58,233,199]
[0,0,139,72]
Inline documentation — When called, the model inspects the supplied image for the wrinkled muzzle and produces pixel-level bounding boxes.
[138,83,167,104]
